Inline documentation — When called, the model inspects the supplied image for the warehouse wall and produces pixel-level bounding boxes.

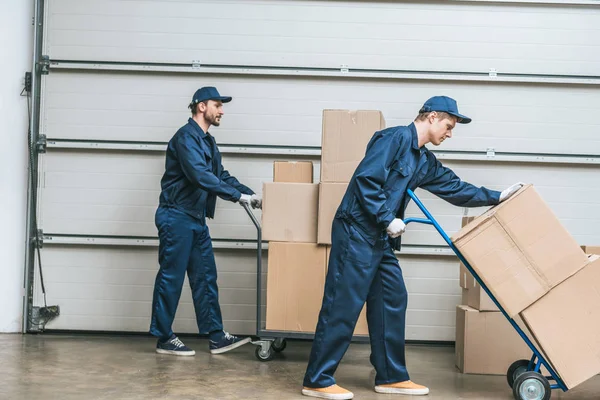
[0,1,33,332]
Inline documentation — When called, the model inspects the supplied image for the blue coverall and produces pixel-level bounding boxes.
[303,123,501,388]
[150,118,254,340]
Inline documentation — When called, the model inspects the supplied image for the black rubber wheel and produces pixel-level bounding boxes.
[271,338,287,353]
[507,359,531,388]
[512,371,551,400]
[255,346,275,362]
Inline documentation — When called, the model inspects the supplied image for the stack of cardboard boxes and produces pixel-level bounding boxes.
[263,110,385,335]
[453,184,600,390]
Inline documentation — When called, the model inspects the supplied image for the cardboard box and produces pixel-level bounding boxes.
[266,243,327,332]
[452,185,588,317]
[320,110,386,183]
[317,183,348,245]
[455,306,532,375]
[262,183,319,243]
[521,255,600,389]
[582,245,600,254]
[466,278,499,312]
[458,216,476,289]
[461,288,469,305]
[273,161,313,183]
[326,247,369,336]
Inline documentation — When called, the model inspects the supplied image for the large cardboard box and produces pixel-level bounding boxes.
[317,183,348,245]
[452,185,588,317]
[266,243,327,332]
[521,255,600,389]
[455,306,531,375]
[582,245,600,254]
[262,183,319,243]
[273,161,313,183]
[320,110,386,183]
[326,247,369,336]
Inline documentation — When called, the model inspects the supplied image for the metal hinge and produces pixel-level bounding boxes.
[31,229,44,249]
[39,55,50,75]
[192,60,201,70]
[36,134,47,153]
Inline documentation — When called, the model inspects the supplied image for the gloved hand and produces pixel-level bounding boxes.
[238,194,252,206]
[386,218,406,238]
[500,182,525,202]
[250,194,262,209]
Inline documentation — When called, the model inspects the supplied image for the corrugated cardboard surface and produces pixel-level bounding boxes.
[320,110,385,183]
[466,279,499,312]
[317,183,348,245]
[262,182,319,243]
[326,247,369,336]
[455,305,531,375]
[461,288,469,305]
[458,216,476,289]
[521,255,600,389]
[452,185,588,317]
[266,243,327,332]
[273,161,313,183]
[582,245,600,254]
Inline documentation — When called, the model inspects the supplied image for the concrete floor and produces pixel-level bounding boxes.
[1,334,598,400]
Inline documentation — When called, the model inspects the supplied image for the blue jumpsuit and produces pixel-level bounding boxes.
[303,123,500,388]
[149,118,254,340]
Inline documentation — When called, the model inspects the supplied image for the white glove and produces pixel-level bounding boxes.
[250,194,262,209]
[386,218,406,238]
[500,182,525,202]
[238,194,252,206]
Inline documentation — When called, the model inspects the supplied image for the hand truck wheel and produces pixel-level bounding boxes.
[512,371,551,400]
[255,345,275,362]
[507,359,531,388]
[271,338,287,353]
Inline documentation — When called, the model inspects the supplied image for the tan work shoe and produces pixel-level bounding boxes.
[302,384,354,399]
[374,380,429,395]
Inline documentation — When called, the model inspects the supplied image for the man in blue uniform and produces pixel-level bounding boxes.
[302,96,523,398]
[150,87,262,356]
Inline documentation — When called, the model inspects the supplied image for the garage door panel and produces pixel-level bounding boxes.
[43,71,600,155]
[38,246,462,339]
[39,150,600,245]
[46,0,600,76]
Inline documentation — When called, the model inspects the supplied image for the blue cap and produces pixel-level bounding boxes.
[191,86,232,104]
[420,96,471,124]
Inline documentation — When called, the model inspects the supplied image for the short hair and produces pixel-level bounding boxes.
[188,100,208,115]
[414,110,454,122]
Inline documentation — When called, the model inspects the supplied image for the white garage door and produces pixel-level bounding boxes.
[29,0,600,341]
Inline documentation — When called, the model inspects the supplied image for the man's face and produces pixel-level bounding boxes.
[429,113,457,146]
[201,100,224,127]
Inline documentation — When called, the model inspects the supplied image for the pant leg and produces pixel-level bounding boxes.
[149,207,195,340]
[366,244,410,385]
[303,219,383,388]
[187,223,224,334]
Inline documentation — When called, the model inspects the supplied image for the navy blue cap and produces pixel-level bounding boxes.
[191,86,232,104]
[420,96,471,124]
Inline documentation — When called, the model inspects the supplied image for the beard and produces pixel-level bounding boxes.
[206,113,221,127]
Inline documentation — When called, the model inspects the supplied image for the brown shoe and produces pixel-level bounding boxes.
[302,384,354,399]
[374,380,429,395]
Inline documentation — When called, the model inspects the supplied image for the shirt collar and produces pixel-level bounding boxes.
[188,118,209,139]
[409,122,420,151]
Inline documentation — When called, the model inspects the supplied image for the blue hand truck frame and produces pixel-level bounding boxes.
[404,189,566,400]
[242,188,566,400]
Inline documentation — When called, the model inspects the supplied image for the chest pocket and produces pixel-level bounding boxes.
[387,160,412,189]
